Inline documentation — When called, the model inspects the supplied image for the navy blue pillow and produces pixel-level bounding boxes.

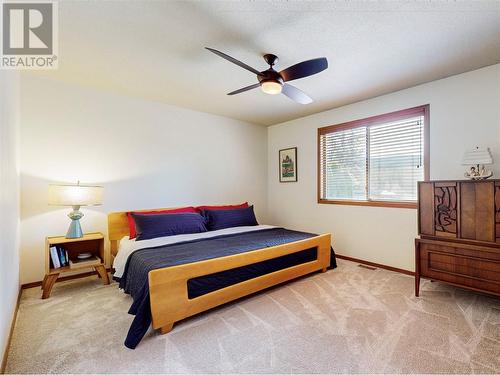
[203,205,258,231]
[132,212,207,241]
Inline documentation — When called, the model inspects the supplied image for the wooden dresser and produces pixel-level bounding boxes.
[415,179,500,297]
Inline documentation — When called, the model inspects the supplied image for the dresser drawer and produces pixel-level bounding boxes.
[418,241,500,295]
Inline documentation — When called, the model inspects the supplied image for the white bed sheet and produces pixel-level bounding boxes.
[113,224,277,278]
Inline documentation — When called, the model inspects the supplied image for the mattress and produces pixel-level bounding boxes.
[113,224,279,278]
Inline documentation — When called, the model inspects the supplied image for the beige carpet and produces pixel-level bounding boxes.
[5,259,500,374]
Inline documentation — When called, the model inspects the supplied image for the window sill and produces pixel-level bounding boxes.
[317,199,417,209]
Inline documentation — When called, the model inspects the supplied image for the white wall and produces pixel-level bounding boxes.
[268,64,500,272]
[20,75,267,284]
[0,72,20,363]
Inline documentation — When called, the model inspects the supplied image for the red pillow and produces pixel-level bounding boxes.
[195,202,249,212]
[127,207,197,239]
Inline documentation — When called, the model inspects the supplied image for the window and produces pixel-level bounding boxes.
[318,105,429,208]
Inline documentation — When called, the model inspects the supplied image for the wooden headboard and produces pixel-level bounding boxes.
[108,207,182,258]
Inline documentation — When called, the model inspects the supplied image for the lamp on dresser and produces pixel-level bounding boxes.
[462,146,493,180]
[48,182,103,238]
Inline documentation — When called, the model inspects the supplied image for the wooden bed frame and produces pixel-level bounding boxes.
[108,208,331,334]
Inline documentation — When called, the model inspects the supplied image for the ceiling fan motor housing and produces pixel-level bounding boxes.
[258,69,284,86]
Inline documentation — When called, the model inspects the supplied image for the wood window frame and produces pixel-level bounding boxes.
[317,104,430,209]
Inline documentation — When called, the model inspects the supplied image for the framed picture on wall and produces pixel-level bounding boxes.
[279,147,297,182]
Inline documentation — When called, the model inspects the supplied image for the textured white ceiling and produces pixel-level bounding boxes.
[31,1,500,125]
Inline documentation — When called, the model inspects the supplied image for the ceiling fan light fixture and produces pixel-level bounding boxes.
[261,80,282,95]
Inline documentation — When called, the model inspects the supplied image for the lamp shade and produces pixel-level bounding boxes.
[48,184,103,206]
[461,147,493,166]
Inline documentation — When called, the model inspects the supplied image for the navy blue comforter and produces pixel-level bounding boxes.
[118,228,337,348]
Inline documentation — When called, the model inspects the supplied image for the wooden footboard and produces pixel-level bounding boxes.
[148,233,331,333]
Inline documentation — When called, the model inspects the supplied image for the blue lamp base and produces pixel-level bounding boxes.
[66,206,84,239]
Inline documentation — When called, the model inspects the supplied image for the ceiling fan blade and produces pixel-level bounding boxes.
[227,83,260,95]
[281,83,313,104]
[205,47,262,76]
[279,57,328,82]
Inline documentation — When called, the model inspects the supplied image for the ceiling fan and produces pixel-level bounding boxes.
[205,47,328,104]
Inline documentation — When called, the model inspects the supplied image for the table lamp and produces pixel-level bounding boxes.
[48,182,103,238]
[461,147,493,180]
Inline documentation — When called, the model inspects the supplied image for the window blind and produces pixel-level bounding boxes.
[319,106,427,205]
[320,126,367,200]
[368,116,424,201]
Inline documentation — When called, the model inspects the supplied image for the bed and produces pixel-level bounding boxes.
[108,208,336,348]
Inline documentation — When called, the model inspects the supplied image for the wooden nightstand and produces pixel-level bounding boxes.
[42,232,110,299]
